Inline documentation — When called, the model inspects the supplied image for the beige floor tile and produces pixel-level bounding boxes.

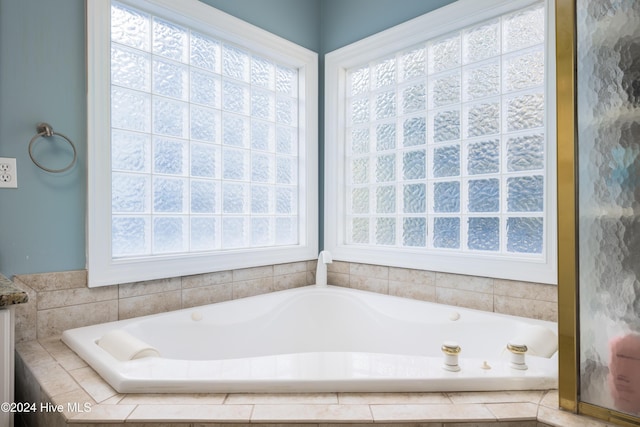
[72,424,191,427]
[127,403,253,422]
[120,393,226,405]
[68,366,118,403]
[225,392,338,404]
[536,405,610,427]
[35,363,82,398]
[539,389,559,408]
[447,390,545,404]
[485,402,538,420]
[320,424,444,427]
[196,424,316,427]
[39,336,88,371]
[370,403,495,422]
[15,340,55,367]
[125,424,192,427]
[338,392,450,404]
[47,387,97,419]
[251,404,373,422]
[100,393,126,405]
[447,422,537,427]
[69,403,136,422]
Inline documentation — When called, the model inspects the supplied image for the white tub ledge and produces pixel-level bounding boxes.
[14,337,609,427]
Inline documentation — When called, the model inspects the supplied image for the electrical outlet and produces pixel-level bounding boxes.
[0,157,17,188]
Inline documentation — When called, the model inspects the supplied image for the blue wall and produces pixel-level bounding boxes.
[201,0,320,52]
[320,0,455,53]
[0,0,86,277]
[0,0,453,279]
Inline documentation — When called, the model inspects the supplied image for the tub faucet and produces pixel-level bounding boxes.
[315,251,333,287]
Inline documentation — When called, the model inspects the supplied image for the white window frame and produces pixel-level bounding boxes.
[324,0,557,284]
[87,0,318,287]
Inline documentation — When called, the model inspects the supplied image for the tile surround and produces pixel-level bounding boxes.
[11,262,312,342]
[327,262,557,322]
[11,261,557,344]
[0,271,569,427]
[10,262,568,426]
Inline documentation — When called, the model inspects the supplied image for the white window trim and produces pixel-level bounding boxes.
[86,0,318,287]
[324,0,557,284]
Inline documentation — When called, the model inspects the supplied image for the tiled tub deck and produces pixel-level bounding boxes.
[15,338,614,427]
[10,266,609,426]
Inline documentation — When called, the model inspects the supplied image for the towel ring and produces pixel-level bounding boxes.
[28,122,77,173]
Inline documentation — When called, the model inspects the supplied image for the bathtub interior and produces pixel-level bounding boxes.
[62,285,559,393]
[122,288,549,360]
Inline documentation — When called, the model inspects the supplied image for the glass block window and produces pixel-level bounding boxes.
[88,0,316,286]
[110,1,300,257]
[344,2,546,255]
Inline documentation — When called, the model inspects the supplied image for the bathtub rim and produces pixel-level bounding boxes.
[62,284,559,393]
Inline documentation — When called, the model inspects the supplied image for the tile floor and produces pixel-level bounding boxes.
[13,337,619,427]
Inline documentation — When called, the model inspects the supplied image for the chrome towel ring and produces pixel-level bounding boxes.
[28,122,77,173]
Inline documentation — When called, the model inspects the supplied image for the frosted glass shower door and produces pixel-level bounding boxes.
[577,0,640,417]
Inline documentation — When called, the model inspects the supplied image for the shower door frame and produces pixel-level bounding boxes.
[556,0,640,425]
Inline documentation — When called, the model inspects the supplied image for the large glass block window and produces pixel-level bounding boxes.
[88,0,316,287]
[344,2,546,256]
[110,1,300,257]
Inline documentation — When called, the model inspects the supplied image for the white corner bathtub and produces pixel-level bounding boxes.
[61,285,558,393]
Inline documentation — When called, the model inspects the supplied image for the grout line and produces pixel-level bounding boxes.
[248,403,256,422]
[367,403,375,422]
[36,296,120,312]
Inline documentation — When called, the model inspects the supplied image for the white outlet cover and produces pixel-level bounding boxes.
[0,157,17,188]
